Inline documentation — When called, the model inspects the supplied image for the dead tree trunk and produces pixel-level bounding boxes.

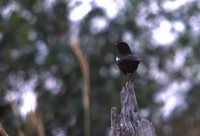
[110,81,156,136]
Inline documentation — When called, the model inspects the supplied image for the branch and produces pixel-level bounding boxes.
[0,123,9,136]
[111,81,156,136]
[70,34,90,136]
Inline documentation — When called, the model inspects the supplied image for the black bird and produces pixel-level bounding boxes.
[113,42,141,75]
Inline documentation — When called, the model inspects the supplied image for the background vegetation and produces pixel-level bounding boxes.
[0,0,200,136]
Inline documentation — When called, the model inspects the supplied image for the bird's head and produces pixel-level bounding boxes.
[113,42,132,55]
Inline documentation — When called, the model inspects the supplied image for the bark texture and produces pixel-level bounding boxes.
[111,81,156,136]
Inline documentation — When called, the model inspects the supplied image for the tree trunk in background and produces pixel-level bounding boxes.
[110,81,156,136]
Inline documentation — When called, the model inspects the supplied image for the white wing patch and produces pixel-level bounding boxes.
[116,56,120,61]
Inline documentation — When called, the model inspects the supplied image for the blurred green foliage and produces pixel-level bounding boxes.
[0,0,200,136]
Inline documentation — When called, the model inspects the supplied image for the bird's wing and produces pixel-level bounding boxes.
[118,54,141,62]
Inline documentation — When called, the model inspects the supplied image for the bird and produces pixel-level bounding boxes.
[113,42,141,76]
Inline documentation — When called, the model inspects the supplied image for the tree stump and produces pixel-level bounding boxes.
[110,81,156,136]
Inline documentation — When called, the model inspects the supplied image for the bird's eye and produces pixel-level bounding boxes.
[116,57,120,61]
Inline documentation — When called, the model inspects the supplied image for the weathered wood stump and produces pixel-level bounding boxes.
[110,81,156,136]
